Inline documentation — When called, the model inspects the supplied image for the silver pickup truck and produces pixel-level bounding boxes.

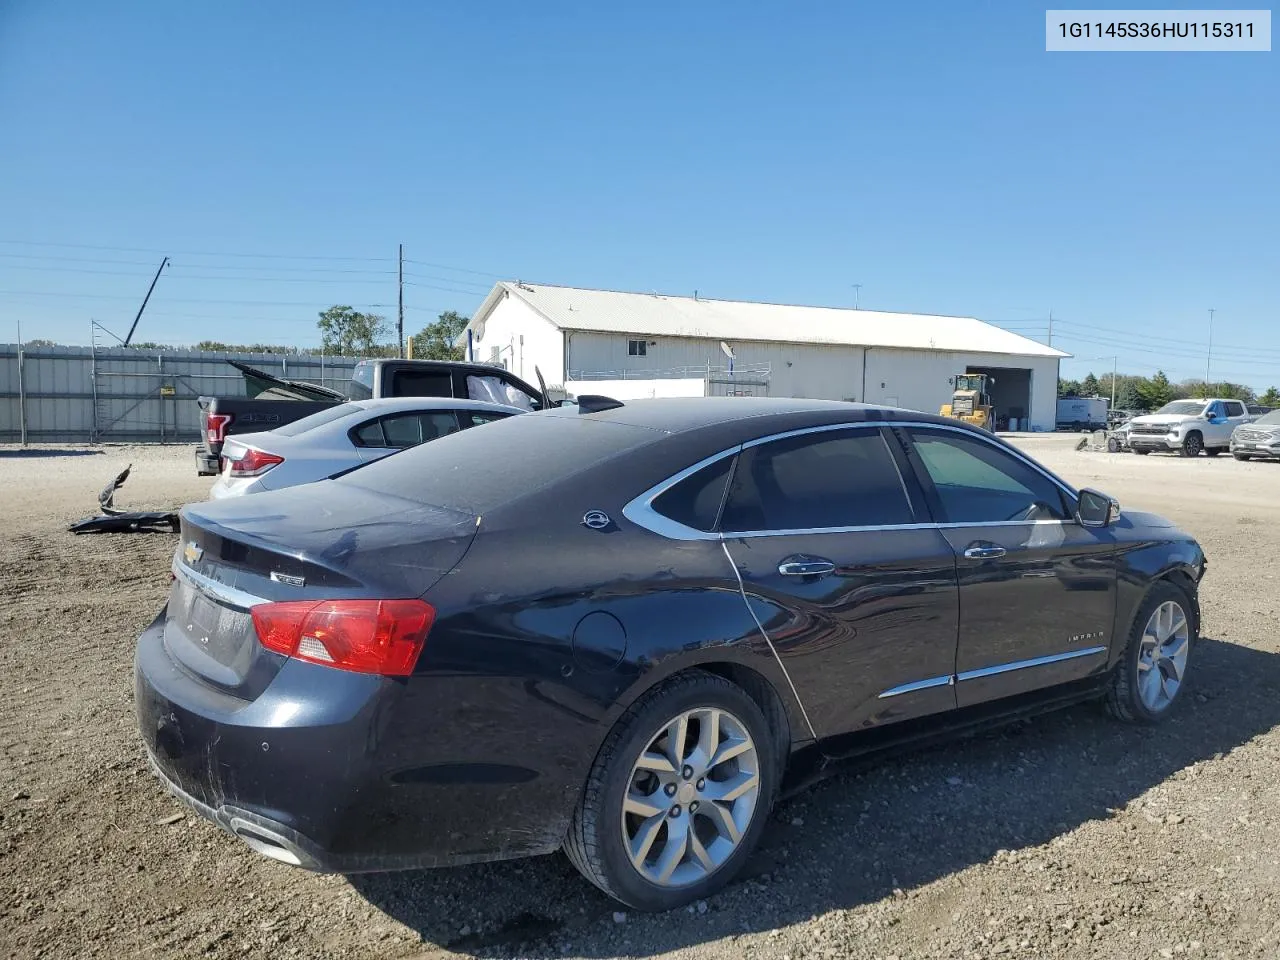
[1127,398,1254,457]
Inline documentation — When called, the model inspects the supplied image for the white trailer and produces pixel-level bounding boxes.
[1057,396,1109,431]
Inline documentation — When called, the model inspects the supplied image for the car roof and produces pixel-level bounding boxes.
[547,396,953,435]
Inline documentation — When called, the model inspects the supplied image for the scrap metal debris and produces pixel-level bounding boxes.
[68,464,179,534]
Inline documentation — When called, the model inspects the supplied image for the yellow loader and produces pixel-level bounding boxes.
[939,373,995,431]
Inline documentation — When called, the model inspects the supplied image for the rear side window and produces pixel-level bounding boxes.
[1225,401,1246,417]
[720,428,913,533]
[391,370,454,398]
[356,411,461,449]
[651,455,735,532]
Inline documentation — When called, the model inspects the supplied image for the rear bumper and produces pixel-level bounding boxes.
[195,448,219,476]
[134,611,576,873]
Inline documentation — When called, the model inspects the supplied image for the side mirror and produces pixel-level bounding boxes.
[1077,488,1120,528]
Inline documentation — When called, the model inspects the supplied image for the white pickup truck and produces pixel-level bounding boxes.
[1126,398,1255,457]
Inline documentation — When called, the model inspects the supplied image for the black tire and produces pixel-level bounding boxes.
[1105,581,1196,724]
[1107,437,1120,453]
[1181,432,1203,457]
[564,671,780,911]
[1234,453,1252,461]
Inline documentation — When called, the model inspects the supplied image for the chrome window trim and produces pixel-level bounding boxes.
[955,645,1107,683]
[623,419,1081,543]
[172,556,267,609]
[877,674,955,699]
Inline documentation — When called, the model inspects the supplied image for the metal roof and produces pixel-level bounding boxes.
[471,282,1067,359]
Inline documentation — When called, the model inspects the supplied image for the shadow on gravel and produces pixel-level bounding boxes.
[352,636,1280,958]
[0,447,103,458]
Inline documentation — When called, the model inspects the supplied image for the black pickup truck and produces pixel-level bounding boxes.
[195,358,547,475]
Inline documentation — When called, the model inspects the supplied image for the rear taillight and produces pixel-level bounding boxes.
[227,448,284,477]
[206,412,232,444]
[251,599,435,676]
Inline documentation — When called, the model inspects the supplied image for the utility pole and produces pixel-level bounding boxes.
[397,244,405,359]
[1206,308,1215,393]
[1111,355,1117,410]
[852,284,862,310]
[1047,309,1053,347]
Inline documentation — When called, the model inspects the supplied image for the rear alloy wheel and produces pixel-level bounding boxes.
[1106,583,1195,723]
[564,672,777,911]
[1181,432,1204,457]
[1234,453,1252,461]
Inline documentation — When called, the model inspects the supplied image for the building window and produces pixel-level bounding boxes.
[628,339,648,357]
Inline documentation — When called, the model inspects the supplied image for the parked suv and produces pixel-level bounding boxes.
[1126,398,1253,457]
[1231,409,1280,461]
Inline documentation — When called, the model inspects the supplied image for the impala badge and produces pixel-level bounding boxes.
[183,542,204,565]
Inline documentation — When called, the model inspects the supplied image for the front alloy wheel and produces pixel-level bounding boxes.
[1106,583,1196,723]
[1181,432,1204,457]
[1136,601,1191,712]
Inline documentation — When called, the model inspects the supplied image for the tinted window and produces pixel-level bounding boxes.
[652,455,735,532]
[720,429,913,532]
[347,363,374,400]
[392,370,453,398]
[1224,401,1246,417]
[273,402,366,437]
[907,429,1067,523]
[345,413,660,514]
[353,419,386,447]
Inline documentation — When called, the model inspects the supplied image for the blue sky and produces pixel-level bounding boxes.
[1,2,1276,387]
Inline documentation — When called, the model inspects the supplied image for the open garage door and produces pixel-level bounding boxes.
[967,366,1032,432]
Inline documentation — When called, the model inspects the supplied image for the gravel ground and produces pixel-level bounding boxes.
[3,437,1279,960]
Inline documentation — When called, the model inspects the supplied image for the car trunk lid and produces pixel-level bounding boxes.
[165,481,477,698]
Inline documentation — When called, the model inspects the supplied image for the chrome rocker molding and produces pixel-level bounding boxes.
[878,645,1109,699]
[623,420,1081,543]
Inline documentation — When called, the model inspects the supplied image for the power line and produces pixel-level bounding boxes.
[403,258,505,279]
[0,239,395,262]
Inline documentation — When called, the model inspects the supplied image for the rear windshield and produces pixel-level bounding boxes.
[273,402,367,437]
[339,412,660,514]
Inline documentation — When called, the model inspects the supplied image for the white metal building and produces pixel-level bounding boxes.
[461,282,1068,431]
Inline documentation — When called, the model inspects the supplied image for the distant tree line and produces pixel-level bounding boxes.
[20,306,471,361]
[1060,370,1280,410]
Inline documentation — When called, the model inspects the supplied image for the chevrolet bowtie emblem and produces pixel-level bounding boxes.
[183,541,204,565]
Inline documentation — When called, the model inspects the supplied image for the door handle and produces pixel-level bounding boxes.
[963,544,1007,560]
[778,559,837,577]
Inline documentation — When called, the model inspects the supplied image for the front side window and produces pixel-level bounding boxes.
[627,339,648,357]
[720,428,914,533]
[906,429,1068,523]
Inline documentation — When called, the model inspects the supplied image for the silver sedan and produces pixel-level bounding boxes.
[210,397,525,498]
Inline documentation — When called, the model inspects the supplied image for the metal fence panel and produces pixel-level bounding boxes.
[0,344,360,444]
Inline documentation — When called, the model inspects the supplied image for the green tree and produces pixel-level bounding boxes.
[1116,380,1145,411]
[1137,370,1175,410]
[1081,372,1100,396]
[410,310,469,361]
[1058,377,1081,397]
[317,305,390,357]
[22,338,57,348]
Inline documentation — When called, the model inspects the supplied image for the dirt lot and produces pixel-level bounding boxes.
[3,437,1280,960]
